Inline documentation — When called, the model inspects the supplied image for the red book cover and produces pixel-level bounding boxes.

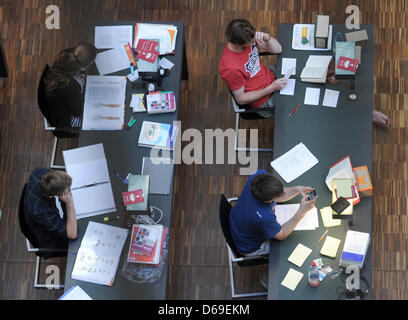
[122,189,144,206]
[337,56,359,72]
[135,39,159,63]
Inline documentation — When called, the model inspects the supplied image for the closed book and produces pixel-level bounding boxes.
[138,121,178,150]
[126,175,149,211]
[146,91,176,114]
[335,41,356,77]
[340,230,370,268]
[127,224,166,265]
[130,225,161,256]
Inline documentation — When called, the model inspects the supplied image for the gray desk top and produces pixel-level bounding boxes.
[63,21,184,300]
[268,23,373,300]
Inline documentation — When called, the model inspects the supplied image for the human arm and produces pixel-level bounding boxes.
[59,190,78,240]
[275,186,315,203]
[232,78,287,105]
[274,195,318,240]
[254,32,282,54]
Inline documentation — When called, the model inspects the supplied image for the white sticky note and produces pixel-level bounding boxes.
[280,79,296,96]
[304,87,321,105]
[322,89,340,108]
[159,57,175,70]
[281,268,304,291]
[288,243,312,267]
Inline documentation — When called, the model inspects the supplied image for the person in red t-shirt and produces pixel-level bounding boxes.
[219,19,287,118]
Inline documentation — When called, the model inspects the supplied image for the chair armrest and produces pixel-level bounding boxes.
[227,197,239,203]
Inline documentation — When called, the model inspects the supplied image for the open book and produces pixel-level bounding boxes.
[63,143,116,219]
[300,55,332,83]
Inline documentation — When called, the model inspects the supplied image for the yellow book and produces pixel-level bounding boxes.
[320,236,341,258]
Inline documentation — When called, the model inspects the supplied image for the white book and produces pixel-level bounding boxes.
[270,143,319,183]
[63,143,116,219]
[71,222,128,286]
[300,55,332,83]
[340,230,370,268]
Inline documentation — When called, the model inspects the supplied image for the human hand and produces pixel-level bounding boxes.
[298,194,318,217]
[255,32,271,45]
[271,78,288,91]
[296,186,315,198]
[59,189,73,205]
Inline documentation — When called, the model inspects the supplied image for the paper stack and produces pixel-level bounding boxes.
[300,55,332,83]
[133,23,178,55]
[340,230,370,268]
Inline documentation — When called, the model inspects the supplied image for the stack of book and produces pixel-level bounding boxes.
[146,91,176,114]
[127,224,166,265]
[340,230,370,268]
[138,121,179,151]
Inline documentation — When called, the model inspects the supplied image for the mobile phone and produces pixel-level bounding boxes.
[307,190,317,201]
[331,196,350,214]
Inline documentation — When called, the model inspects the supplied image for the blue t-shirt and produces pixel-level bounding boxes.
[229,169,282,254]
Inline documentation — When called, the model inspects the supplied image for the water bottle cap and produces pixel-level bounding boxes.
[311,262,316,267]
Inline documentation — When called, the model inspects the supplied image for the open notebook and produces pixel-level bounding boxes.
[63,143,116,219]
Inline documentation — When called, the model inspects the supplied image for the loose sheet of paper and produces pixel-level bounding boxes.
[304,87,321,105]
[270,143,319,183]
[94,25,133,49]
[159,57,175,70]
[320,207,342,228]
[322,89,340,108]
[320,236,341,258]
[275,204,319,230]
[280,79,296,96]
[281,58,297,76]
[288,244,312,267]
[95,46,130,76]
[281,268,304,291]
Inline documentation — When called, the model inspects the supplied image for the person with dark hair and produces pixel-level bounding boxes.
[24,168,78,256]
[219,19,287,118]
[41,43,97,132]
[229,169,317,257]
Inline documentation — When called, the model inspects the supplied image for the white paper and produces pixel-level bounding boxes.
[270,143,319,183]
[280,79,296,96]
[159,57,175,70]
[94,25,133,49]
[95,47,130,76]
[130,95,141,108]
[68,158,110,189]
[127,71,139,82]
[59,286,93,300]
[292,24,333,51]
[322,89,340,108]
[282,58,297,76]
[275,204,319,230]
[72,222,128,286]
[82,76,126,130]
[342,230,370,256]
[304,87,321,105]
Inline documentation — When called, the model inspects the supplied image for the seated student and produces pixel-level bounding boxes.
[24,168,77,258]
[230,169,317,257]
[41,43,96,132]
[219,19,288,118]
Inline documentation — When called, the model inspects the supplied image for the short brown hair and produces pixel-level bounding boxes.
[73,42,97,68]
[251,173,283,203]
[225,19,255,45]
[38,170,72,197]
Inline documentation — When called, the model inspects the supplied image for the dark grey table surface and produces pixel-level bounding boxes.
[63,21,185,299]
[268,23,373,300]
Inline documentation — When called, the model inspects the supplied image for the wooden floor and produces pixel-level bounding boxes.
[0,0,407,300]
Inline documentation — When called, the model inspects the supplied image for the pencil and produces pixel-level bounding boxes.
[319,229,329,242]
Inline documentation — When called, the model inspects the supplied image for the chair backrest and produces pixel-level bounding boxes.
[18,183,40,249]
[219,194,243,258]
[37,65,53,126]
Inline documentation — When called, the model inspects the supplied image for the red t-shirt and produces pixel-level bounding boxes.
[219,43,275,108]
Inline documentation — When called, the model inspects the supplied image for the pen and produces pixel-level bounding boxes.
[288,104,300,117]
[104,215,120,222]
[126,117,136,130]
[319,229,329,242]
[114,171,128,184]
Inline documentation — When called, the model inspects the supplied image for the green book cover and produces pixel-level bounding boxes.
[335,41,355,76]
[127,175,149,211]
[334,178,353,198]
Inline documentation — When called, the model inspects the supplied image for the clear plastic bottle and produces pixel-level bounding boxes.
[308,262,320,287]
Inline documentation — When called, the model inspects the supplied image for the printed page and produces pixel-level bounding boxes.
[304,87,321,105]
[95,47,130,76]
[280,79,296,96]
[281,58,297,76]
[68,158,110,189]
[94,25,133,49]
[322,89,340,108]
[71,183,116,217]
[270,143,319,183]
[275,203,319,230]
[82,76,126,130]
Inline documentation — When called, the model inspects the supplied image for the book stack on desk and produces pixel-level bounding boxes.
[146,91,176,114]
[138,121,179,151]
[340,230,370,268]
[127,224,166,265]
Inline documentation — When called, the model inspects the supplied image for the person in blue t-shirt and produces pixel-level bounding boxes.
[230,169,318,257]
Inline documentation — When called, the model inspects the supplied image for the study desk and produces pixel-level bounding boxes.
[268,24,373,300]
[63,21,186,299]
